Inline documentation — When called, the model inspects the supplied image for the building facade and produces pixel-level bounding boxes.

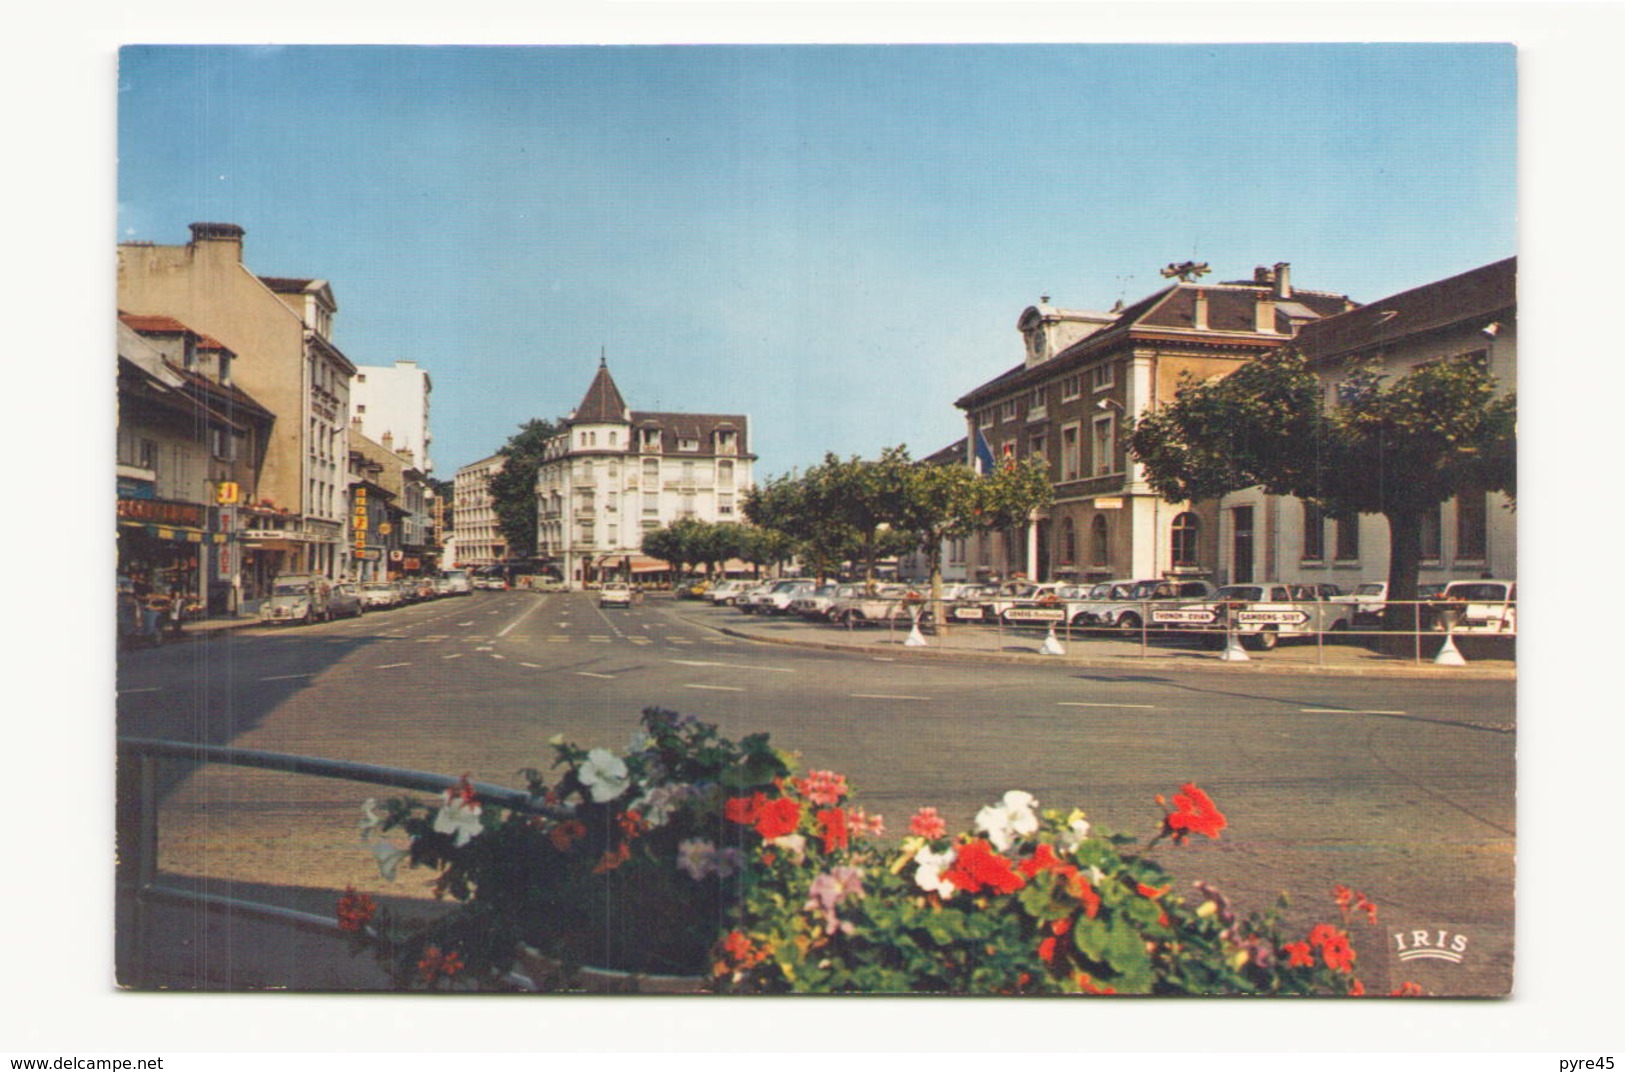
[117,315,274,615]
[535,360,756,587]
[453,453,508,567]
[954,265,1356,585]
[350,359,434,477]
[119,223,357,587]
[1215,257,1517,588]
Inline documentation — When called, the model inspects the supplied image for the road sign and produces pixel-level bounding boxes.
[950,606,985,620]
[1235,609,1310,626]
[1152,608,1217,625]
[1004,607,1066,623]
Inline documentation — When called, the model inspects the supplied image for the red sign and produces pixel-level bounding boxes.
[118,498,205,527]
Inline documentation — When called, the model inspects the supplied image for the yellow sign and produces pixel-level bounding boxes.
[216,481,240,505]
[378,523,393,535]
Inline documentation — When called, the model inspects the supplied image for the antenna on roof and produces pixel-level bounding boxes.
[599,346,606,368]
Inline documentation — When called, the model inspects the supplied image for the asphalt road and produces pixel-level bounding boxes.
[117,589,1516,994]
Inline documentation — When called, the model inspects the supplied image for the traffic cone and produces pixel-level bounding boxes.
[1040,622,1065,656]
[1219,628,1250,662]
[1434,631,1466,666]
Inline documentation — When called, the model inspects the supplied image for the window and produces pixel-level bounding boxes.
[718,460,734,487]
[681,461,696,484]
[1420,504,1442,561]
[1301,502,1325,560]
[643,490,660,515]
[1456,488,1487,560]
[1334,515,1360,561]
[1091,414,1116,477]
[355,403,366,414]
[1061,424,1081,481]
[716,430,737,454]
[642,429,662,452]
[1091,362,1115,392]
[679,437,699,452]
[1001,399,1019,423]
[719,493,734,516]
[978,409,994,430]
[1028,433,1046,467]
[609,431,618,447]
[1059,517,1076,566]
[1060,374,1082,402]
[1171,512,1199,568]
[1028,387,1047,420]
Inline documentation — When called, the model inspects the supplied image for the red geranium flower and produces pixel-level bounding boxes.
[1160,782,1227,844]
[1321,933,1357,973]
[909,807,947,840]
[1283,941,1315,968]
[755,797,802,840]
[724,792,765,826]
[943,839,1026,896]
[335,887,377,933]
[548,819,587,851]
[1038,937,1057,963]
[815,807,849,852]
[1390,981,1424,997]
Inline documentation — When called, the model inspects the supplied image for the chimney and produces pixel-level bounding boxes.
[1253,265,1274,285]
[189,222,245,265]
[381,431,394,451]
[1273,262,1292,300]
[1254,295,1277,334]
[1192,289,1209,331]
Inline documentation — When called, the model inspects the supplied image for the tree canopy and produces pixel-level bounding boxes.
[1128,348,1516,618]
[486,417,563,560]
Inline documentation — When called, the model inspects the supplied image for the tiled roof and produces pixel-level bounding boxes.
[920,438,969,467]
[571,361,630,423]
[1295,257,1515,362]
[629,411,750,453]
[117,311,231,352]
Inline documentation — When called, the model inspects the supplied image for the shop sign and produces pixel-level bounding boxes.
[118,497,204,527]
[216,481,240,505]
[403,557,421,571]
[354,548,381,562]
[217,541,233,580]
[218,507,236,533]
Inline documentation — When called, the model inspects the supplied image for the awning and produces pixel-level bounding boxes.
[118,520,225,544]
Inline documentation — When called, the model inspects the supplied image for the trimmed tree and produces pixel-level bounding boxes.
[486,418,563,564]
[1128,348,1515,631]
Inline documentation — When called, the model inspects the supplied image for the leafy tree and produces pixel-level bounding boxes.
[1128,349,1515,628]
[486,418,563,562]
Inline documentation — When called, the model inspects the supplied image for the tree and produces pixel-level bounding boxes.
[486,418,563,563]
[1128,349,1515,629]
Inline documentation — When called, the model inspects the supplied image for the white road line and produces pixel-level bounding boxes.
[576,671,615,679]
[474,646,494,652]
[684,683,744,692]
[589,636,612,643]
[490,653,507,660]
[872,657,896,662]
[495,597,549,638]
[442,654,464,660]
[668,659,793,673]
[1301,708,1408,715]
[520,662,542,668]
[457,621,474,626]
[122,687,162,694]
[375,662,412,670]
[851,693,930,701]
[1059,702,1157,710]
[258,673,312,682]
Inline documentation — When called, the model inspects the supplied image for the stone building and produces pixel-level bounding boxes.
[535,360,755,587]
[953,265,1355,584]
[453,453,508,567]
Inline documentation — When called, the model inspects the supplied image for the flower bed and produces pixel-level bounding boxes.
[344,706,1419,995]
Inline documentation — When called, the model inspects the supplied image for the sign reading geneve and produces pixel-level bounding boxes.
[1152,608,1217,624]
[1004,607,1067,622]
[1235,609,1310,625]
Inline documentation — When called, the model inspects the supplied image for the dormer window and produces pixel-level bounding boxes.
[679,437,699,452]
[715,430,737,455]
[641,429,662,453]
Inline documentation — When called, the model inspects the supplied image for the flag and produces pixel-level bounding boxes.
[973,429,996,476]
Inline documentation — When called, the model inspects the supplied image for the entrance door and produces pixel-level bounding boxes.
[1232,506,1255,584]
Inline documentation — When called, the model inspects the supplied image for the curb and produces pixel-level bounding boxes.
[709,624,1516,681]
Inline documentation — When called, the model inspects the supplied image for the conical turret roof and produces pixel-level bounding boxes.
[570,357,629,424]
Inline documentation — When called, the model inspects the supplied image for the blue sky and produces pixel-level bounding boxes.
[118,43,1516,480]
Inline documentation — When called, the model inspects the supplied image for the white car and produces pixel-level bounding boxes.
[599,583,634,608]
[1423,580,1516,636]
[359,581,400,609]
[744,579,816,615]
[1194,583,1356,651]
[707,579,753,606]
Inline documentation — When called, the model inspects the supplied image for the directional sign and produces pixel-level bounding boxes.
[1153,608,1217,625]
[950,606,985,620]
[1236,609,1310,626]
[1004,607,1067,623]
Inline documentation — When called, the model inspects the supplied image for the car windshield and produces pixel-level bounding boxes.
[1217,586,1264,601]
[272,583,309,596]
[363,583,392,591]
[1355,584,1385,596]
[1445,583,1511,601]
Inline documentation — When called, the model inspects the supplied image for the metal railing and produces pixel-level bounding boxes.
[116,737,571,988]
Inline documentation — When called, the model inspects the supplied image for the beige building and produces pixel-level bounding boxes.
[119,223,358,583]
[453,453,508,567]
[954,265,1355,584]
[536,360,755,587]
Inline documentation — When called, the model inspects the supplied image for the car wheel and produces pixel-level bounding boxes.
[1116,613,1141,633]
[1243,628,1278,652]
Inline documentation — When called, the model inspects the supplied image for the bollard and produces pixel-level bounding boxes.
[1434,631,1466,666]
[905,608,928,647]
[1219,619,1250,662]
[1040,621,1065,656]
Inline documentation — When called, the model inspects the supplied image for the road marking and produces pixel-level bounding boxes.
[375,662,412,670]
[669,659,793,673]
[442,654,464,660]
[1059,702,1157,710]
[494,597,548,638]
[122,687,162,694]
[577,671,616,679]
[685,683,744,692]
[521,662,542,668]
[667,638,695,645]
[258,673,312,682]
[872,657,896,662]
[851,693,930,701]
[629,637,652,645]
[546,636,570,643]
[589,636,612,643]
[1301,708,1408,715]
[475,646,494,652]
[490,653,506,660]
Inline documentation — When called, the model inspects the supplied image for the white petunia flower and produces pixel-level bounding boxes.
[372,839,410,882]
[578,748,630,803]
[358,798,385,840]
[913,845,958,898]
[432,796,484,847]
[1061,809,1093,852]
[769,833,807,864]
[975,790,1040,852]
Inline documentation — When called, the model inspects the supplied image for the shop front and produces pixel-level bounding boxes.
[116,496,219,614]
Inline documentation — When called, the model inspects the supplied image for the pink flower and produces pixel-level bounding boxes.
[795,770,849,807]
[909,807,947,840]
[847,807,885,838]
[804,866,865,935]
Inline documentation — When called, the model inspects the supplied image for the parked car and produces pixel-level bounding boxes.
[788,584,842,620]
[707,579,753,606]
[1194,583,1357,651]
[1339,581,1448,626]
[259,574,332,625]
[359,581,400,609]
[1422,580,1517,636]
[938,583,994,624]
[832,584,913,626]
[441,568,474,595]
[599,582,634,608]
[744,579,817,616]
[328,581,366,619]
[1082,579,1219,634]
